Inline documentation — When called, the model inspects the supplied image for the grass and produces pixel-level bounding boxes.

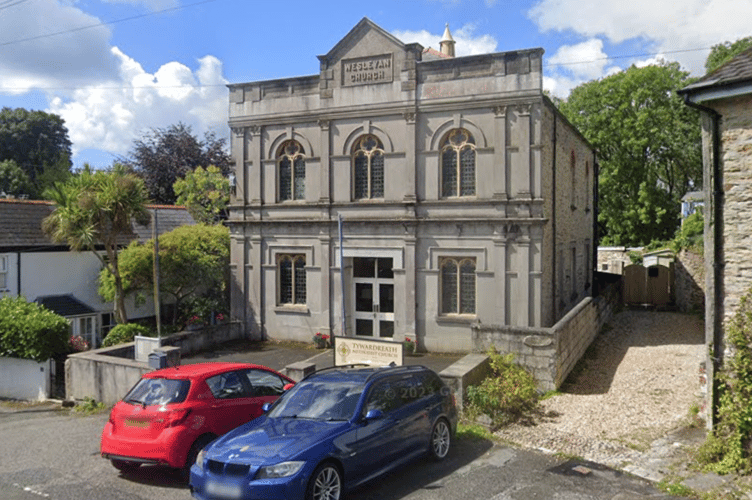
[456,421,494,441]
[71,397,108,416]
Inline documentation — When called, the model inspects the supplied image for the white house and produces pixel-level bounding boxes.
[0,198,195,348]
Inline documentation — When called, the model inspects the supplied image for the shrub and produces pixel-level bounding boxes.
[102,323,153,347]
[0,295,70,362]
[696,290,752,474]
[465,347,539,429]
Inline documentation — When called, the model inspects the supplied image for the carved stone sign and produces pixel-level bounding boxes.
[342,54,393,87]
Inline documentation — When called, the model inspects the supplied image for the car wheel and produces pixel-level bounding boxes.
[110,458,140,473]
[182,434,215,481]
[429,418,451,460]
[306,462,342,500]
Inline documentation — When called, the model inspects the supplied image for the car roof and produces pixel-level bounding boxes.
[143,362,280,380]
[305,364,432,384]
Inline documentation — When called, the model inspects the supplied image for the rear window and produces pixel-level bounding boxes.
[123,377,190,406]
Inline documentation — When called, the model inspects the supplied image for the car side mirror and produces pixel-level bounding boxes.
[283,383,295,391]
[262,402,273,412]
[364,409,383,421]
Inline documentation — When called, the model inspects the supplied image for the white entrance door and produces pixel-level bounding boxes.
[352,257,394,338]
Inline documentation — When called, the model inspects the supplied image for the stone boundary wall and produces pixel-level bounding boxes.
[675,249,705,313]
[471,280,621,391]
[66,322,244,405]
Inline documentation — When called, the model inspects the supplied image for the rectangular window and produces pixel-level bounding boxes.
[439,257,476,315]
[0,255,7,290]
[278,254,306,305]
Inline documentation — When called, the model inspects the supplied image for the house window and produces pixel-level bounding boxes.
[440,257,476,315]
[278,140,306,201]
[278,254,306,305]
[441,128,475,198]
[352,134,384,200]
[0,255,7,291]
[71,315,98,349]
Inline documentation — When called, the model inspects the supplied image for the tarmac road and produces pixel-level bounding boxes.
[0,401,686,500]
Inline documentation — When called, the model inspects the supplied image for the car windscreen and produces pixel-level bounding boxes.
[268,380,363,421]
[123,377,190,406]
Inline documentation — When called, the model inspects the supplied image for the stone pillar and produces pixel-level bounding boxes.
[404,233,417,339]
[518,227,531,326]
[319,232,332,334]
[249,234,263,339]
[318,120,331,203]
[249,125,262,205]
[403,111,417,202]
[493,106,508,200]
[231,127,246,203]
[494,230,507,325]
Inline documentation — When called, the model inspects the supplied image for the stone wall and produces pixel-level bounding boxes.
[675,249,705,313]
[66,322,244,405]
[470,280,620,391]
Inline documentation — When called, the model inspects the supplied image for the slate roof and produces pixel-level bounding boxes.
[679,47,752,95]
[35,294,96,317]
[0,198,195,251]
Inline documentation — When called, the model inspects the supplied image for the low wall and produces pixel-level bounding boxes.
[0,357,51,401]
[471,282,620,391]
[66,322,244,405]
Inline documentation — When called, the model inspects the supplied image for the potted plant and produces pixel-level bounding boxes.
[313,332,330,349]
[403,337,415,356]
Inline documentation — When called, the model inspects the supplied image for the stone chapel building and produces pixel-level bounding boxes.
[226,18,596,353]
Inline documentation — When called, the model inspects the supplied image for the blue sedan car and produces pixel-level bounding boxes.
[189,364,457,500]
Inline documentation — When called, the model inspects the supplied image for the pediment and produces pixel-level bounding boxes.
[318,18,409,66]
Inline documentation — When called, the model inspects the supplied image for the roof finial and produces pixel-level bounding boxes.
[440,23,455,57]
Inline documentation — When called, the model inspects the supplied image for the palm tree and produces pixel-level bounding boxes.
[43,164,151,325]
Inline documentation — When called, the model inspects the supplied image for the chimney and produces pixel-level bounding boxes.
[440,24,455,58]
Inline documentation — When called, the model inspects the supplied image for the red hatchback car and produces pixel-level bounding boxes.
[100,362,294,476]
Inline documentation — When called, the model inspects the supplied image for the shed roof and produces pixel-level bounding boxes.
[35,294,96,317]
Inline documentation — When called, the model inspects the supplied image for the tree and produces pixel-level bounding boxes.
[42,164,151,325]
[705,37,752,74]
[120,123,231,205]
[557,61,702,246]
[0,159,32,196]
[0,295,70,362]
[174,165,230,224]
[0,107,72,198]
[98,223,230,326]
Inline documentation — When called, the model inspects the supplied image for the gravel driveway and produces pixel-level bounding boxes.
[495,309,706,471]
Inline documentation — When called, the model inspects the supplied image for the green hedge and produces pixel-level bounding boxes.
[101,323,153,347]
[0,296,70,362]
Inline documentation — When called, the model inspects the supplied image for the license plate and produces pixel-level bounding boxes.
[205,480,242,499]
[124,419,149,428]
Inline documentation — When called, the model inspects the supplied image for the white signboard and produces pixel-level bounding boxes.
[334,337,403,367]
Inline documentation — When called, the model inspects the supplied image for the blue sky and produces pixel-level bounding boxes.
[0,0,747,170]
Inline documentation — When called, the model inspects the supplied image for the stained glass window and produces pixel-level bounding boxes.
[278,254,306,305]
[441,129,476,198]
[352,134,385,200]
[440,257,476,315]
[278,140,305,201]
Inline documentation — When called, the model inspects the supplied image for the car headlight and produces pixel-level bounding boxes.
[256,461,305,479]
[195,448,207,470]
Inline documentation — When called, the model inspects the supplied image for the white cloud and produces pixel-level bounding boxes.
[48,48,228,160]
[528,0,752,75]
[544,38,622,96]
[392,23,498,56]
[101,0,180,10]
[0,0,119,93]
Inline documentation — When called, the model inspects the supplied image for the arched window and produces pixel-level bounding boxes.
[440,257,476,315]
[441,129,475,198]
[278,254,306,305]
[278,140,305,202]
[352,134,384,200]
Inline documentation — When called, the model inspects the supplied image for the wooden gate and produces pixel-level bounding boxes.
[623,264,672,306]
